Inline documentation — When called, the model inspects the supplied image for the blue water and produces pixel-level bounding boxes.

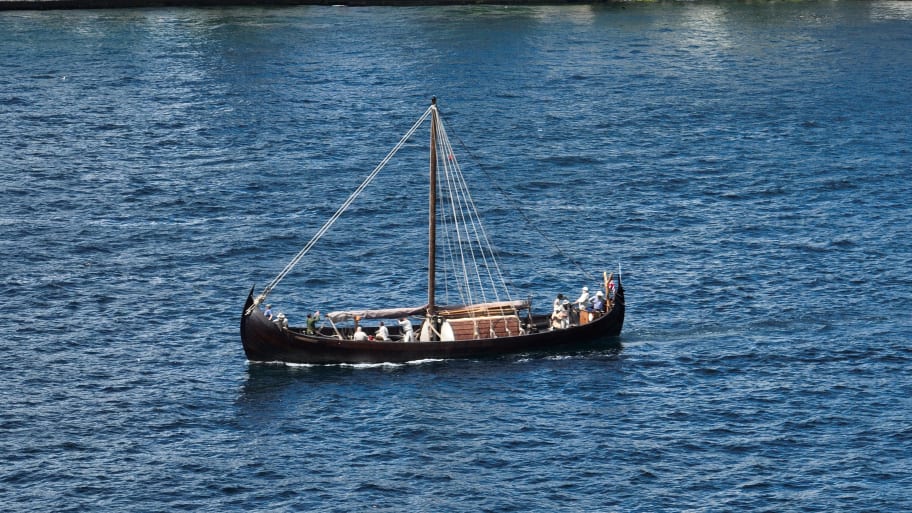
[2,2,911,511]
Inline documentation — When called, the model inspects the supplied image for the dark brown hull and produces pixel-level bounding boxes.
[240,286,624,364]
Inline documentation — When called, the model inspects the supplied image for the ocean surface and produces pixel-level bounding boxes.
[2,2,911,511]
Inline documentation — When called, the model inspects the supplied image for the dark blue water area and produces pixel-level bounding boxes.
[2,2,911,511]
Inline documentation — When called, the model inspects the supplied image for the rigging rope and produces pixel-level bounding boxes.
[434,113,514,310]
[246,105,434,314]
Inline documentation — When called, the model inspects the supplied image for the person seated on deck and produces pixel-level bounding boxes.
[551,305,568,330]
[375,321,389,341]
[275,312,288,329]
[353,326,368,341]
[550,309,561,330]
[398,317,414,342]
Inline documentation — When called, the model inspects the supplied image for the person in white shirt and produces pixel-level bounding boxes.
[398,317,414,342]
[575,286,590,310]
[375,322,389,341]
[573,286,591,324]
[353,326,368,341]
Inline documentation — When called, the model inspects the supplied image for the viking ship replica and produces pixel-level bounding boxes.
[241,98,624,364]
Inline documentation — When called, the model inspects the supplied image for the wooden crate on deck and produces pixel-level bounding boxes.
[446,316,522,341]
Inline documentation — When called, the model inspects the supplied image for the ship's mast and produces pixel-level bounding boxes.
[427,97,438,320]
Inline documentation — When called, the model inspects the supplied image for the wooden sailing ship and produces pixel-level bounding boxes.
[240,98,624,364]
